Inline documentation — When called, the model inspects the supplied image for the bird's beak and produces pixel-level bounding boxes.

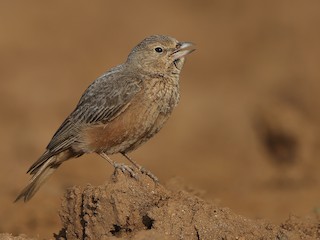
[171,42,196,60]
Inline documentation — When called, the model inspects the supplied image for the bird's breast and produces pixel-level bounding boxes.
[144,77,180,115]
[78,78,179,154]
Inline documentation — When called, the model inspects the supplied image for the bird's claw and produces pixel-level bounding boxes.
[113,163,138,179]
[140,167,159,183]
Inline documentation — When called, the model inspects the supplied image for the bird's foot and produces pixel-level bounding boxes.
[113,163,137,179]
[139,167,159,183]
[120,153,159,183]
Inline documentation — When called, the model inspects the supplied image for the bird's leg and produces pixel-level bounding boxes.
[121,153,159,182]
[99,152,137,179]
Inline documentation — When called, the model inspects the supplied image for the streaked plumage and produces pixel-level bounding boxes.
[16,35,195,202]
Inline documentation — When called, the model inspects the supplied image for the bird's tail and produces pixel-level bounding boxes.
[15,150,72,202]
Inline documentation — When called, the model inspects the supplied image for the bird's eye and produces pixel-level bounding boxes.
[154,47,163,53]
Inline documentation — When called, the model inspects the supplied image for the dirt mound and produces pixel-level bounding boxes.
[0,234,36,240]
[52,170,318,240]
[2,171,320,239]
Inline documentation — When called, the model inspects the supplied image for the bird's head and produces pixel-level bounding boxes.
[127,35,195,76]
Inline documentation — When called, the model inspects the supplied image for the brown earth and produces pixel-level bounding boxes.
[1,0,320,239]
[57,172,320,240]
[4,171,320,240]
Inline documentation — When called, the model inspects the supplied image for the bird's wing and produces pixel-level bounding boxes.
[27,68,142,174]
[46,69,142,154]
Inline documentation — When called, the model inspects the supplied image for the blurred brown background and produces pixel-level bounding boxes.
[1,0,320,238]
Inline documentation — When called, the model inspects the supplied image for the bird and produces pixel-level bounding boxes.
[15,35,195,202]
